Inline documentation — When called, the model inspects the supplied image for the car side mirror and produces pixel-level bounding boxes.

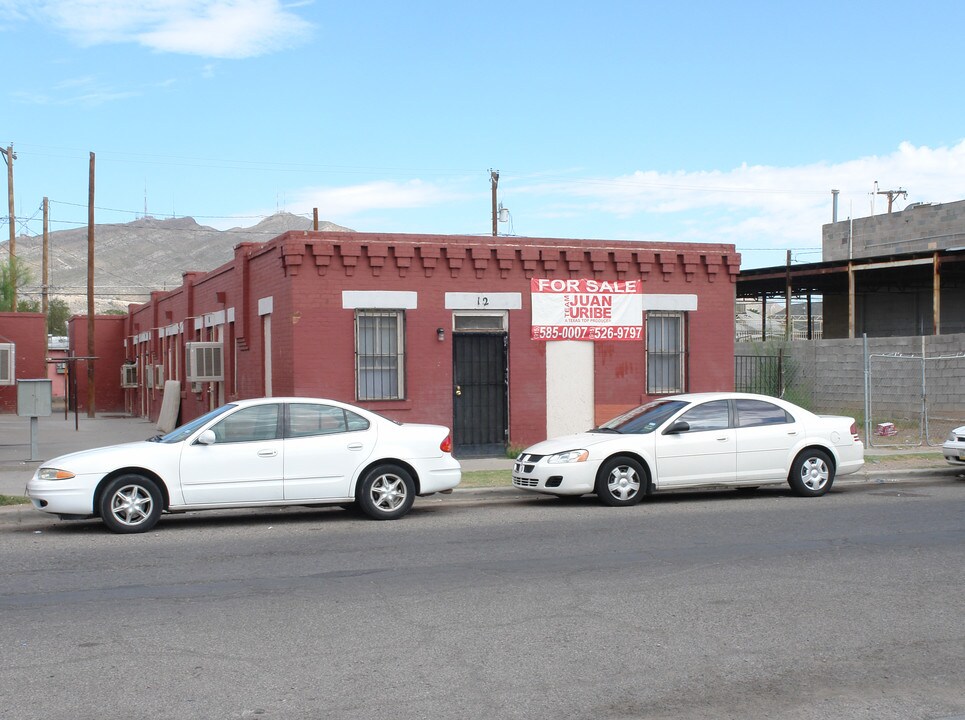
[196,429,217,445]
[664,421,690,435]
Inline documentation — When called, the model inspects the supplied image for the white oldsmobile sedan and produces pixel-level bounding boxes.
[28,397,461,533]
[513,392,864,506]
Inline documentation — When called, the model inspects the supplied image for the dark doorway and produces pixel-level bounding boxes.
[453,333,508,456]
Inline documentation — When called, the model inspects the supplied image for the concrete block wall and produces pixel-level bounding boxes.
[823,199,965,261]
[764,333,965,419]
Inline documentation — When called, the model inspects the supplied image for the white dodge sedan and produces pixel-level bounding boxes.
[513,392,864,505]
[28,397,461,533]
[942,425,965,466]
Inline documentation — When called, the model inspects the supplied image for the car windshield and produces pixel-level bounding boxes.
[593,399,689,434]
[151,404,237,444]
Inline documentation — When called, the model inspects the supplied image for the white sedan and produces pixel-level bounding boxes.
[942,425,965,466]
[28,397,461,533]
[513,392,864,505]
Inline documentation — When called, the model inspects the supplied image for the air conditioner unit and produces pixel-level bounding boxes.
[145,364,155,389]
[120,364,137,389]
[0,344,13,386]
[186,342,224,382]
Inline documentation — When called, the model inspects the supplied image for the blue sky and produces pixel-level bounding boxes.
[2,0,965,269]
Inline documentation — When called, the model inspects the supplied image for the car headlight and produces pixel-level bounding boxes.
[949,431,959,443]
[547,449,589,464]
[38,468,76,481]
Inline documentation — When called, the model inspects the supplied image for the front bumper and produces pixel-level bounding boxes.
[511,456,600,496]
[26,474,101,516]
[942,444,965,465]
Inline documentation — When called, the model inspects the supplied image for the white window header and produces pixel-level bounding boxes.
[446,292,521,310]
[342,291,418,309]
[642,294,698,312]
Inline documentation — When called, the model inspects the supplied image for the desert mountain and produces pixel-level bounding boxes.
[6,213,352,313]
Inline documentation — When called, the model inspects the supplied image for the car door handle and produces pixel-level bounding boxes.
[347,443,364,451]
[716,436,730,442]
[257,449,277,457]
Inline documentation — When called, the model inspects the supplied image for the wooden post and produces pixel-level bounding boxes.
[87,152,96,417]
[42,197,49,318]
[3,145,15,310]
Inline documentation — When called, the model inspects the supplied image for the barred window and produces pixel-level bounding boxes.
[647,312,685,394]
[355,310,405,400]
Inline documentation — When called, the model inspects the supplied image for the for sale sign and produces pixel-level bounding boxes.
[530,278,643,341]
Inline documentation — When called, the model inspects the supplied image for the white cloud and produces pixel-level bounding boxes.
[514,140,965,251]
[12,74,140,105]
[292,180,470,216]
[24,0,313,58]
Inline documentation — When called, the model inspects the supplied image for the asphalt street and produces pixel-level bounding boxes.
[1,477,963,720]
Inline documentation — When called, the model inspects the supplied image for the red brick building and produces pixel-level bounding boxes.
[97,231,739,454]
[0,312,48,413]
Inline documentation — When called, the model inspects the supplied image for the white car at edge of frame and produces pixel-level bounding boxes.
[513,392,864,506]
[27,397,461,534]
[942,425,965,466]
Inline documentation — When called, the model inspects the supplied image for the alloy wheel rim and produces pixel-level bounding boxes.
[111,485,153,526]
[370,474,407,511]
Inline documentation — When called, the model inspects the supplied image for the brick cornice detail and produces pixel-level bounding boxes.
[634,250,655,280]
[418,245,440,277]
[725,253,742,283]
[471,247,491,279]
[444,246,465,278]
[564,249,583,275]
[310,243,334,276]
[366,244,388,277]
[540,248,560,274]
[281,241,305,277]
[393,245,415,277]
[703,253,722,283]
[338,242,362,277]
[682,253,699,283]
[656,251,677,281]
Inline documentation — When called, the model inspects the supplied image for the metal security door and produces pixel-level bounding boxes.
[453,333,508,456]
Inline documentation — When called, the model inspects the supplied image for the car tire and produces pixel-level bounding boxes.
[357,464,415,520]
[595,456,645,507]
[99,474,163,534]
[788,449,835,497]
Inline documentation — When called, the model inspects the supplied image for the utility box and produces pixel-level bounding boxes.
[17,378,53,417]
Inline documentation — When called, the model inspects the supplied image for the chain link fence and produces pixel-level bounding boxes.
[867,350,965,447]
[735,335,965,447]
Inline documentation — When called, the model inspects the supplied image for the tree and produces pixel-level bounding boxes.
[0,257,31,312]
[48,298,71,335]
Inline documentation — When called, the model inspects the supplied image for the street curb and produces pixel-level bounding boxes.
[3,466,959,516]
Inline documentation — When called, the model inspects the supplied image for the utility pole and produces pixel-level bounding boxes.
[1,144,16,310]
[87,152,96,418]
[876,186,907,213]
[490,170,499,236]
[42,197,49,318]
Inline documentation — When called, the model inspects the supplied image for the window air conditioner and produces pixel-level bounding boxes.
[186,342,224,382]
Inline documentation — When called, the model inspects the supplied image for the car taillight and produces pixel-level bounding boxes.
[440,434,452,454]
[850,421,860,442]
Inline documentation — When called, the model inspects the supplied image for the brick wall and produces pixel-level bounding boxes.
[74,230,740,448]
[0,312,47,413]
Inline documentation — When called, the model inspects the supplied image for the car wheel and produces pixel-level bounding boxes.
[99,474,163,533]
[357,465,415,520]
[595,456,645,506]
[788,449,835,497]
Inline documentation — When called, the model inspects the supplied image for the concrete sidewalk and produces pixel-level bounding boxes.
[0,411,956,498]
